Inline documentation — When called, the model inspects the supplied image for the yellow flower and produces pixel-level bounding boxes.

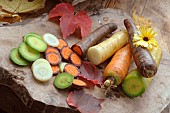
[133,26,158,50]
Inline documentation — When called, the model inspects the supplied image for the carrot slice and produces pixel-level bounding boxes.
[70,52,82,67]
[51,65,60,75]
[73,79,87,87]
[71,45,83,57]
[57,39,68,50]
[64,64,80,77]
[46,52,61,65]
[45,46,59,54]
[61,46,73,60]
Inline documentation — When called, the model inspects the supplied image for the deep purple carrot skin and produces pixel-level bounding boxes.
[124,19,157,78]
[71,23,117,58]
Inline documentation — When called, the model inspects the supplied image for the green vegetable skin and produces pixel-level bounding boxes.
[24,33,42,42]
[10,48,29,66]
[122,45,162,97]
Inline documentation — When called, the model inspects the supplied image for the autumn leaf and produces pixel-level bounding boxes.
[132,9,152,27]
[67,90,104,113]
[48,3,92,39]
[79,61,103,85]
[0,0,46,13]
[0,9,21,24]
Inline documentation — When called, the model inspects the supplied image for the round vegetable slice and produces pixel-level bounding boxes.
[10,48,29,66]
[32,58,49,70]
[122,69,146,97]
[24,33,42,42]
[54,72,74,89]
[59,62,68,72]
[45,46,59,54]
[64,64,80,77]
[43,33,59,47]
[51,65,60,75]
[57,39,68,50]
[32,62,52,82]
[69,52,82,67]
[46,52,62,65]
[26,36,47,52]
[60,46,73,60]
[73,79,87,87]
[18,42,40,62]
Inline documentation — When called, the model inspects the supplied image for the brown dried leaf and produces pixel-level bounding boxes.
[132,10,152,27]
[0,11,21,24]
[0,0,46,13]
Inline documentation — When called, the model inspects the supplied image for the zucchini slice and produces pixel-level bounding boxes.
[18,42,40,62]
[54,72,74,89]
[10,48,29,66]
[122,69,147,97]
[23,33,42,42]
[26,36,47,52]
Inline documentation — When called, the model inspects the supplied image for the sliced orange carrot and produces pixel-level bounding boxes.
[73,79,87,87]
[57,39,68,50]
[46,52,61,65]
[45,46,59,54]
[69,52,82,67]
[64,64,80,77]
[60,46,73,60]
[51,65,60,74]
[71,45,83,57]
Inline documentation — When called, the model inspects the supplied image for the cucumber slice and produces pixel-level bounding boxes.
[24,33,42,42]
[59,62,68,72]
[32,62,52,82]
[10,48,29,66]
[26,36,47,52]
[54,72,74,89]
[18,42,40,62]
[32,58,49,70]
[43,33,59,47]
[122,70,147,97]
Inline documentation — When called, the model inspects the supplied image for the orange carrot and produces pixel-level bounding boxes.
[45,46,59,54]
[46,52,62,65]
[72,79,87,87]
[57,39,68,50]
[69,52,82,67]
[71,23,117,57]
[51,65,60,74]
[64,64,80,77]
[103,44,132,86]
[60,46,73,60]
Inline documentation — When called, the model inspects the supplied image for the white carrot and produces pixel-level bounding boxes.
[87,31,128,65]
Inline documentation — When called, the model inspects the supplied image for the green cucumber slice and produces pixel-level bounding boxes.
[43,33,59,47]
[10,48,29,66]
[32,58,49,70]
[54,72,74,89]
[24,33,42,42]
[18,42,40,62]
[26,36,47,52]
[122,69,147,97]
[32,62,52,82]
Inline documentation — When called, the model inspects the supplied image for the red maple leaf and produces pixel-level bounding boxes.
[49,3,92,39]
[67,90,104,113]
[79,61,103,85]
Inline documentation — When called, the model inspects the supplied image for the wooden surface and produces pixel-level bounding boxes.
[0,8,170,113]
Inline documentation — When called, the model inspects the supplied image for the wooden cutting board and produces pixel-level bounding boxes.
[0,9,170,113]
